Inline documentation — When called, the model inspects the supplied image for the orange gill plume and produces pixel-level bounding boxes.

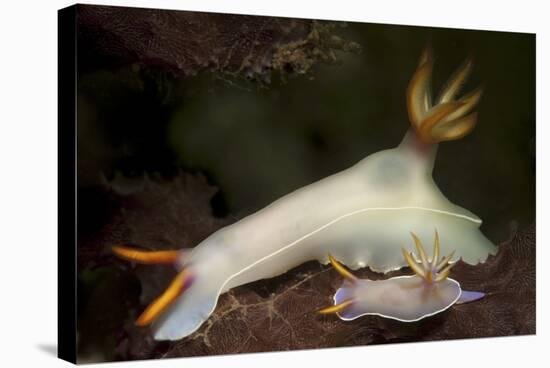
[406,47,483,144]
[401,230,457,283]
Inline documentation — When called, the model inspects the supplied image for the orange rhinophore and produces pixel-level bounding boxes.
[112,245,193,326]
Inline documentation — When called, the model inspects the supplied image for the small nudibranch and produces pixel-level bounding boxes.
[319,231,485,321]
[112,47,497,341]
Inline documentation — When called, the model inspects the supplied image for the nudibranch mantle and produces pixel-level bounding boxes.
[112,48,497,341]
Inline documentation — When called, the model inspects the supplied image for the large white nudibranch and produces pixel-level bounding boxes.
[112,47,497,341]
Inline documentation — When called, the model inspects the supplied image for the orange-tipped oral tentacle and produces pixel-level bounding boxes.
[320,255,357,316]
[318,299,355,315]
[135,269,195,327]
[111,244,195,327]
[328,254,357,282]
[112,245,180,265]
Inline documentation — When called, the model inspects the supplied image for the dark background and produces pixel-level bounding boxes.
[74,5,535,363]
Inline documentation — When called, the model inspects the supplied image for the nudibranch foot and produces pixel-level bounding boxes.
[456,290,485,305]
[320,231,485,322]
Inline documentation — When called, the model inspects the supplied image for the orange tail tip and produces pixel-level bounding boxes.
[111,245,180,265]
[135,269,195,327]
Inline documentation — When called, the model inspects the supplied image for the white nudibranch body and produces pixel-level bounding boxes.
[335,276,463,322]
[321,233,486,321]
[112,48,496,341]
